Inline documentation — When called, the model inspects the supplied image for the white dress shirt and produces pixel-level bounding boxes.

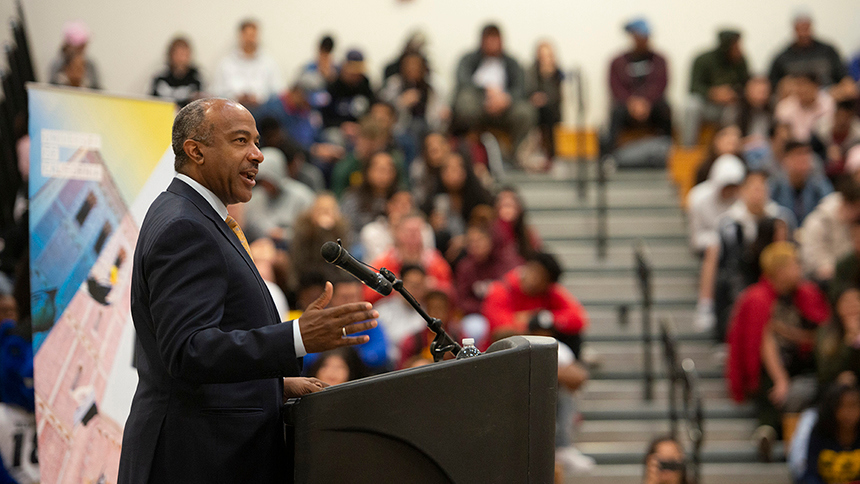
[174,173,306,356]
[214,49,282,102]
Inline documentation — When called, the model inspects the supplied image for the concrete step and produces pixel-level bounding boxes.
[520,184,680,211]
[563,274,698,306]
[532,213,686,239]
[549,242,698,273]
[562,463,792,484]
[578,398,752,421]
[584,341,723,378]
[581,378,728,402]
[585,307,701,340]
[577,418,754,443]
[577,440,783,465]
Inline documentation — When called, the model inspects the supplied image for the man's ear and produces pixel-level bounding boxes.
[183,139,205,166]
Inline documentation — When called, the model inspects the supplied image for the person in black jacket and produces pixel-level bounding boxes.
[452,24,535,156]
[150,37,203,107]
[118,99,378,483]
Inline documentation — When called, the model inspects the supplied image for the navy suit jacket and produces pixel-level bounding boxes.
[118,179,301,483]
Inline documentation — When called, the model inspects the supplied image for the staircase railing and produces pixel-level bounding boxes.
[634,240,653,401]
[660,317,705,484]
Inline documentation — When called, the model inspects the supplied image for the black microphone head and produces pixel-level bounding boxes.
[321,241,342,263]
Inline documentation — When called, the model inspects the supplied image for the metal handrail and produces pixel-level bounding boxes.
[659,316,705,484]
[635,240,653,401]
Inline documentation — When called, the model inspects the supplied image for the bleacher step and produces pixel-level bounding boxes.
[562,463,792,484]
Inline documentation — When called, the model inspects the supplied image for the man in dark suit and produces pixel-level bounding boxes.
[118,98,378,483]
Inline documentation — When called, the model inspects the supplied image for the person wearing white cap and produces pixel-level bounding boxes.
[48,20,101,89]
[768,9,857,100]
[686,154,746,254]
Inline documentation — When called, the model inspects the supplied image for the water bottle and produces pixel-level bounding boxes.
[456,338,481,359]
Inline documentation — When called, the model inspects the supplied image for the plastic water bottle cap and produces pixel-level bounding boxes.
[462,338,475,346]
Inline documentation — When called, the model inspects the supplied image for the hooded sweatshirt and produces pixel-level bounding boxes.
[689,30,750,98]
[686,154,747,251]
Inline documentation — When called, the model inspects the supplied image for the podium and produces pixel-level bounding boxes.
[283,335,558,484]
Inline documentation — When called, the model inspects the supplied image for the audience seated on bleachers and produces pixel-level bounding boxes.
[738,217,791,289]
[340,151,401,245]
[604,18,671,155]
[770,140,833,224]
[214,20,281,108]
[775,73,835,144]
[253,83,321,153]
[696,170,795,339]
[368,101,418,172]
[801,383,860,484]
[799,178,860,284]
[686,154,746,254]
[525,41,564,166]
[452,23,535,155]
[295,35,337,110]
[482,252,588,355]
[726,243,829,436]
[48,21,100,89]
[683,30,749,147]
[150,37,203,107]
[243,147,316,245]
[768,10,857,102]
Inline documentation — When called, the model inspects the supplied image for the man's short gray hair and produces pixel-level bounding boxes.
[172,98,217,172]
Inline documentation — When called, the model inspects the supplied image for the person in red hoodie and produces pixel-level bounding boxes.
[726,241,830,451]
[481,251,588,356]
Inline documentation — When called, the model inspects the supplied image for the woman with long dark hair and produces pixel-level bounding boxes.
[422,152,493,260]
[492,186,542,259]
[802,383,860,483]
[340,151,401,245]
[642,436,688,484]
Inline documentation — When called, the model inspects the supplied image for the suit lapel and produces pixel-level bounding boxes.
[166,179,278,321]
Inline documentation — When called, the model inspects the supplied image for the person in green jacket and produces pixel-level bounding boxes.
[683,30,750,146]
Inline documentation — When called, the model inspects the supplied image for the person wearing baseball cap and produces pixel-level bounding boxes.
[48,20,101,89]
[604,17,671,156]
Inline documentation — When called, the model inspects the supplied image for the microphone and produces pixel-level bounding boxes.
[321,241,393,296]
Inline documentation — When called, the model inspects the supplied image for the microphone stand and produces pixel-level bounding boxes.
[379,268,462,362]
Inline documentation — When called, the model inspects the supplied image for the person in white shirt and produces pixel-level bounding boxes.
[214,20,282,108]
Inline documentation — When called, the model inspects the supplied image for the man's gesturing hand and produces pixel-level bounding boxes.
[299,282,379,353]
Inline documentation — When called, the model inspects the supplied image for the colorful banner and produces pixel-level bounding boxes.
[28,85,175,484]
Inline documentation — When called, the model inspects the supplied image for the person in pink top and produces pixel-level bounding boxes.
[481,252,588,355]
[775,72,835,143]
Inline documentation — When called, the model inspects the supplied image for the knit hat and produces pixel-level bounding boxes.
[760,241,797,278]
[63,21,90,47]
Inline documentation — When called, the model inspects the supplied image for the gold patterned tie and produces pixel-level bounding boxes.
[225,215,254,260]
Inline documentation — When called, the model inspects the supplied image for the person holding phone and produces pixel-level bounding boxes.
[643,436,688,484]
